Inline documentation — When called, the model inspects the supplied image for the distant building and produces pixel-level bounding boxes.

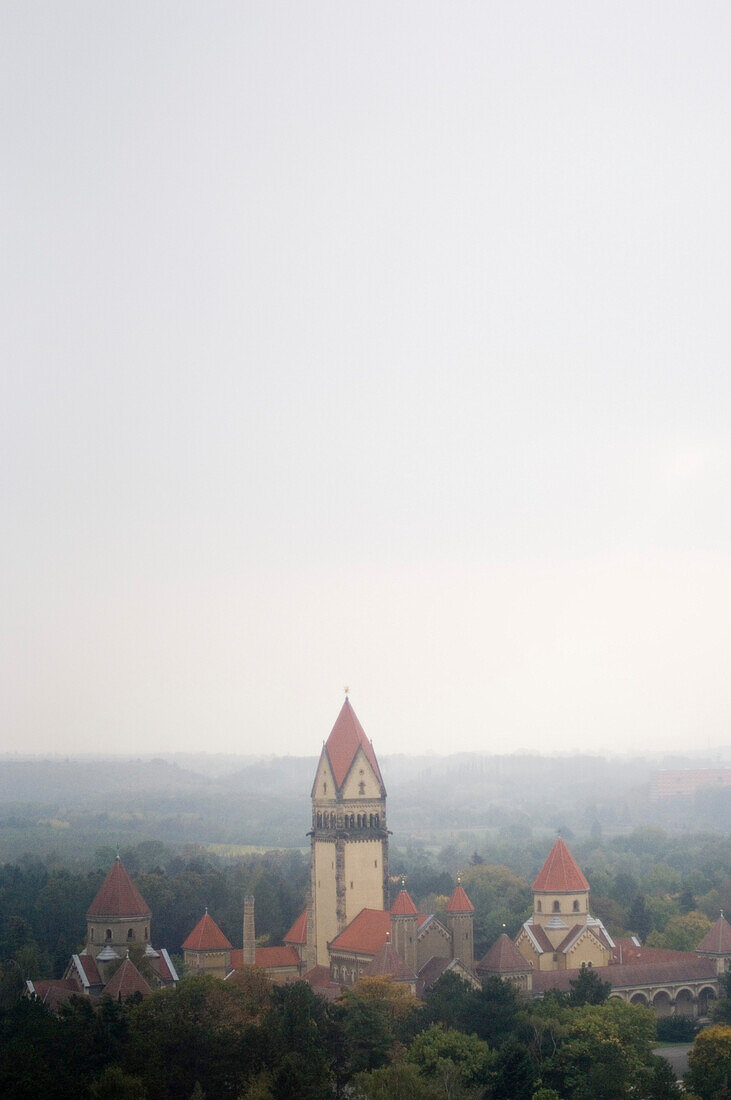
[26,857,178,1007]
[184,696,477,995]
[481,836,727,1019]
[653,769,731,800]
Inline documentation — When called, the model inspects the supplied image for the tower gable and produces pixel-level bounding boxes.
[340,746,383,800]
[311,749,337,801]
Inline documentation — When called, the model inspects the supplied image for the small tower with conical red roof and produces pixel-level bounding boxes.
[390,884,418,974]
[309,695,388,966]
[446,880,475,972]
[532,837,590,948]
[182,910,233,979]
[85,857,152,967]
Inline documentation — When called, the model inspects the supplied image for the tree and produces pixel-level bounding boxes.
[489,1037,537,1100]
[406,1025,494,1090]
[568,965,611,1006]
[647,911,712,952]
[336,992,392,1076]
[685,1024,731,1100]
[712,970,731,1026]
[351,1063,440,1100]
[89,1065,146,1099]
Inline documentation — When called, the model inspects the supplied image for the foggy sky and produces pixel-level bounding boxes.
[2,2,730,757]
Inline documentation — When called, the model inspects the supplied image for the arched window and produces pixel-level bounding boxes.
[536,901,542,913]
[374,814,379,827]
[553,900,560,912]
[90,928,94,942]
[317,813,322,828]
[127,928,134,940]
[358,781,365,795]
[105,929,112,941]
[350,814,355,828]
[573,900,580,912]
[144,927,148,939]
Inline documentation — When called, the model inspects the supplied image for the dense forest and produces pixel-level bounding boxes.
[3,964,731,1097]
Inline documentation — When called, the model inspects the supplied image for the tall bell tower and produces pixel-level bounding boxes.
[309,695,388,966]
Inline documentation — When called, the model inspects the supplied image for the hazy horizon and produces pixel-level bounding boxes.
[3,3,730,757]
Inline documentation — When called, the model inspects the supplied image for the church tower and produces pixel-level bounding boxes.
[309,696,388,966]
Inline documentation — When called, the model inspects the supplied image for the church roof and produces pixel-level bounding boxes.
[182,912,232,951]
[254,946,300,969]
[331,909,392,955]
[696,914,731,955]
[103,957,152,1001]
[365,940,417,982]
[87,858,152,919]
[478,933,530,973]
[446,884,475,913]
[533,838,589,893]
[323,698,384,791]
[391,889,418,915]
[284,909,308,944]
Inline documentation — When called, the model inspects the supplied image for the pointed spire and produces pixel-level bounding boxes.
[87,859,151,918]
[323,698,384,790]
[533,837,589,893]
[447,882,475,913]
[391,886,418,915]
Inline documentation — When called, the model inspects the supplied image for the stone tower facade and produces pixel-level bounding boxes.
[446,882,475,971]
[532,836,590,948]
[309,696,388,966]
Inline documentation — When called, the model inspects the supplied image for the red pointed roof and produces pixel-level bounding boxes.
[284,909,308,944]
[391,889,418,915]
[446,884,474,913]
[478,933,530,973]
[324,698,384,790]
[103,957,152,1000]
[182,911,232,951]
[533,838,589,893]
[87,858,151,918]
[365,940,416,981]
[696,914,731,955]
[331,908,392,955]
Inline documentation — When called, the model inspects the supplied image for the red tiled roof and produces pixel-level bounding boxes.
[284,910,308,944]
[148,950,177,984]
[254,946,300,969]
[103,958,152,1001]
[532,955,717,995]
[365,941,416,981]
[696,915,731,955]
[87,858,151,918]
[611,943,710,967]
[391,889,418,915]
[28,979,79,1009]
[533,839,589,893]
[324,699,384,790]
[76,954,102,986]
[418,956,452,988]
[182,912,232,951]
[555,923,592,953]
[478,933,530,973]
[331,908,392,955]
[447,884,475,913]
[302,965,342,1001]
[520,921,554,953]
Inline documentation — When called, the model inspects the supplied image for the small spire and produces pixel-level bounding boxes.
[115,846,120,861]
[385,930,390,941]
[344,685,349,697]
[457,874,461,884]
[205,906,208,914]
[401,877,406,889]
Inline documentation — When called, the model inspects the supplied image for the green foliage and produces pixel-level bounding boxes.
[568,965,611,1007]
[685,1024,731,1100]
[712,970,731,1025]
[646,910,712,952]
[406,1024,494,1087]
[656,1014,698,1042]
[351,1063,441,1100]
[89,1064,146,1099]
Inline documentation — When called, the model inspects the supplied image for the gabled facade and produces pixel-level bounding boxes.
[515,837,613,972]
